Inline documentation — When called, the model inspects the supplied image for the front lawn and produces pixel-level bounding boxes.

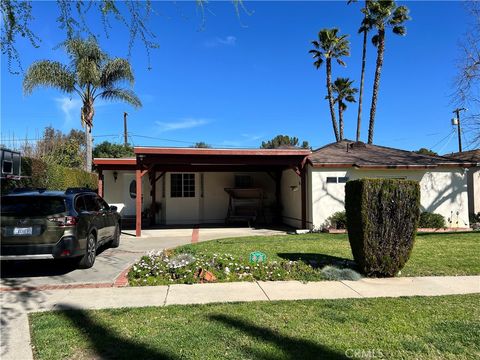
[30,294,480,360]
[128,232,479,285]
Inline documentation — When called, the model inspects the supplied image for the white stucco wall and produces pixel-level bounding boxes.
[102,170,151,217]
[310,167,470,229]
[281,169,302,228]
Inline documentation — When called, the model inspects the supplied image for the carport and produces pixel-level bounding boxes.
[94,147,311,237]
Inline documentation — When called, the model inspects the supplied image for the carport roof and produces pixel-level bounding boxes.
[93,147,311,171]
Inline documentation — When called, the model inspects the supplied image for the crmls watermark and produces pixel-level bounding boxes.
[345,348,385,359]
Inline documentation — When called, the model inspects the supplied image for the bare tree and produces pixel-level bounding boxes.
[455,2,480,148]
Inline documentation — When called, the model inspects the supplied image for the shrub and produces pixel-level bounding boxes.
[419,212,446,229]
[0,156,97,193]
[325,211,347,229]
[345,179,420,277]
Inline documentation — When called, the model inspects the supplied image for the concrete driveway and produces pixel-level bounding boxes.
[0,227,288,290]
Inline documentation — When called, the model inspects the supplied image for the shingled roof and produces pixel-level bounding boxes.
[444,149,480,164]
[308,140,474,169]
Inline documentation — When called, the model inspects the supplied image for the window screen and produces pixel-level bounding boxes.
[338,177,349,183]
[235,175,253,188]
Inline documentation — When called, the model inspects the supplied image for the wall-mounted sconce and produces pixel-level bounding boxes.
[113,171,118,182]
[290,185,299,192]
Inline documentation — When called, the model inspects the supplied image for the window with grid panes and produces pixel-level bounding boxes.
[171,174,195,197]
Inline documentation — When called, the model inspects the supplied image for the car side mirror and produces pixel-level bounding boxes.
[109,205,118,212]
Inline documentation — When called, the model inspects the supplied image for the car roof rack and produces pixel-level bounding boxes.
[11,187,47,193]
[65,187,96,195]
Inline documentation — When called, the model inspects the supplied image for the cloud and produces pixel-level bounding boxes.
[204,36,237,48]
[220,133,263,147]
[55,97,82,126]
[155,118,210,133]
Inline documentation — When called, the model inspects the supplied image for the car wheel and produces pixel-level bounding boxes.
[110,224,120,248]
[78,232,97,269]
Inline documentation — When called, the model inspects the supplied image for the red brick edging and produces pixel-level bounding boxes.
[1,265,133,292]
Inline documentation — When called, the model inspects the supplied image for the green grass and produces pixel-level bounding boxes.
[30,294,480,360]
[175,232,480,277]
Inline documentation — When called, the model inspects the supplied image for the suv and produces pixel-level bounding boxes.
[0,188,121,268]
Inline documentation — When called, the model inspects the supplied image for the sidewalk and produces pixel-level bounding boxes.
[1,275,479,360]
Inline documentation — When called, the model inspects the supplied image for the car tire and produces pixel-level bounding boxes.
[78,232,97,269]
[110,224,120,248]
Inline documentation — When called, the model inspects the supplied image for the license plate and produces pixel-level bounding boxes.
[13,227,33,236]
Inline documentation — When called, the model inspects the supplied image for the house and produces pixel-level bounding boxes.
[93,141,475,237]
[444,149,480,217]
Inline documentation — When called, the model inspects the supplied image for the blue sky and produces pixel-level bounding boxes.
[0,1,475,153]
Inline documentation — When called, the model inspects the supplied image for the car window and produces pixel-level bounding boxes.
[96,196,110,211]
[84,195,101,212]
[74,196,87,212]
[1,196,66,216]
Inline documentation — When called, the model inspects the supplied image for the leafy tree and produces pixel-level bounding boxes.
[1,0,248,74]
[310,28,350,142]
[365,0,410,144]
[414,148,438,156]
[261,135,309,149]
[21,126,85,168]
[93,141,135,158]
[192,142,212,148]
[23,37,142,172]
[331,77,358,140]
[348,0,373,142]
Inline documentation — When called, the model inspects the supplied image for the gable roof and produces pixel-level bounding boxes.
[308,140,474,169]
[444,149,480,164]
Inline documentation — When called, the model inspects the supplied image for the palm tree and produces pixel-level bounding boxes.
[366,0,410,144]
[23,37,142,171]
[310,28,350,142]
[348,0,373,142]
[331,77,358,140]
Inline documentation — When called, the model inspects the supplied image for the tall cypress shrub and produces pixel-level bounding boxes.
[345,179,420,277]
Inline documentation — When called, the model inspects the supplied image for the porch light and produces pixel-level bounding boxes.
[113,171,118,182]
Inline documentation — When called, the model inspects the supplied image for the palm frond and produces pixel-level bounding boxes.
[98,88,142,108]
[23,61,76,95]
[101,58,135,87]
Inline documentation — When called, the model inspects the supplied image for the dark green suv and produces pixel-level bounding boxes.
[0,188,121,268]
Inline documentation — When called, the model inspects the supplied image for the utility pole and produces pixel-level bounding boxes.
[452,108,467,153]
[123,112,128,147]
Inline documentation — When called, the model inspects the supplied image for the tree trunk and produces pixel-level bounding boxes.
[368,29,385,145]
[356,27,368,142]
[81,97,95,172]
[326,58,340,142]
[339,103,344,141]
[85,125,92,172]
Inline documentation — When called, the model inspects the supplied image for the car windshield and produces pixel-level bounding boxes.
[0,196,67,217]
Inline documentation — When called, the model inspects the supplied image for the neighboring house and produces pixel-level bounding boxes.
[444,149,480,217]
[94,141,475,237]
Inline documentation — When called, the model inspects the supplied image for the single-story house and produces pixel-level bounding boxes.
[93,141,475,236]
[444,149,480,217]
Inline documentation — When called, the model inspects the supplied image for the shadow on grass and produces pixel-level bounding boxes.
[209,314,348,359]
[277,253,357,270]
[56,305,178,360]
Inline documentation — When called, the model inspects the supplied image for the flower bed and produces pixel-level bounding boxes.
[127,250,329,286]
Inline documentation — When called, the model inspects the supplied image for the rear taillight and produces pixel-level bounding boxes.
[47,216,78,227]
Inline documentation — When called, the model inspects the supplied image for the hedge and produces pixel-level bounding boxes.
[345,179,420,277]
[419,212,446,229]
[1,156,97,193]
